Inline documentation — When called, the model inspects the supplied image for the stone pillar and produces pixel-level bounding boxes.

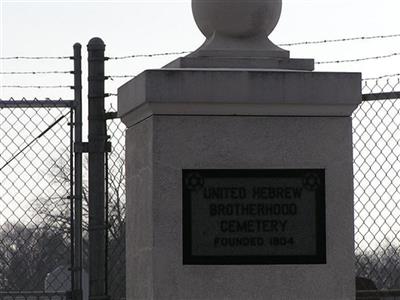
[118,1,361,299]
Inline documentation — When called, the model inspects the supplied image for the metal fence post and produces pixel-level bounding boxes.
[87,37,108,300]
[73,42,83,300]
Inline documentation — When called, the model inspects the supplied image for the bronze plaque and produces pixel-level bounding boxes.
[183,169,326,265]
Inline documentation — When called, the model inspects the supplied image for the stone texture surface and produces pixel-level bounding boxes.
[126,118,154,299]
[118,69,361,127]
[125,115,356,300]
[164,56,314,70]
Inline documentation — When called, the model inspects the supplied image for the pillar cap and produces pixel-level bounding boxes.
[165,0,314,70]
[118,69,362,127]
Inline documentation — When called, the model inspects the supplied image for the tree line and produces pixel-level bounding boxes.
[0,154,126,300]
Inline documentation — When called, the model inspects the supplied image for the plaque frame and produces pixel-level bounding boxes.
[182,169,326,265]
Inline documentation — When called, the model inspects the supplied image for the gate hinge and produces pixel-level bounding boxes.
[74,142,111,153]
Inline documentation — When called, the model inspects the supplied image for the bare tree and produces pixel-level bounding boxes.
[34,152,126,299]
[0,222,69,291]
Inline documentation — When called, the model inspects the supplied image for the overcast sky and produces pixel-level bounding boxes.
[1,0,400,250]
[1,0,400,101]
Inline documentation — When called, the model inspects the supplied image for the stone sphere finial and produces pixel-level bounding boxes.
[190,0,288,58]
[193,0,282,39]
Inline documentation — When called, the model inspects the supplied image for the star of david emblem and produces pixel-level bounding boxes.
[303,173,321,191]
[184,172,204,191]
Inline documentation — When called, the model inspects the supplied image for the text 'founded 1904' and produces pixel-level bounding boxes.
[182,169,326,265]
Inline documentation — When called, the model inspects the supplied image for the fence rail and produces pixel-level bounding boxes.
[0,100,74,108]
[362,91,400,101]
[0,291,68,300]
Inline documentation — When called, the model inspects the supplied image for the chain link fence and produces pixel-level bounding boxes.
[0,99,74,299]
[1,78,399,300]
[354,77,400,299]
[102,77,400,300]
[106,110,126,300]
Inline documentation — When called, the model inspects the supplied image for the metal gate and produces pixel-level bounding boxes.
[0,45,83,300]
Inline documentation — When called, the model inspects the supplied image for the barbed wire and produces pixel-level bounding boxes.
[105,93,118,97]
[0,70,73,75]
[0,56,72,60]
[278,33,400,47]
[362,73,400,81]
[0,85,74,89]
[106,75,136,80]
[0,33,399,61]
[104,33,400,60]
[315,52,400,65]
[107,51,190,60]
[0,97,67,101]
[106,51,400,65]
